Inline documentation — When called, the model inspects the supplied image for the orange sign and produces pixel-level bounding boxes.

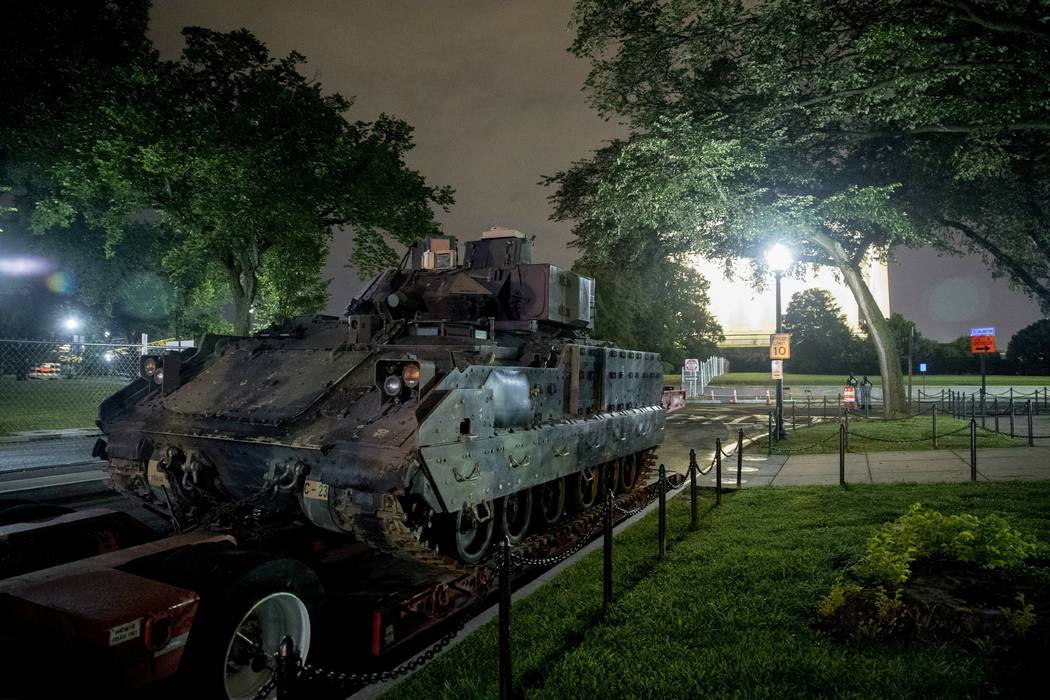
[971,335,996,354]
[843,386,856,406]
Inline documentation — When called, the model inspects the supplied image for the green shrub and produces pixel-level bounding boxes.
[852,503,1038,586]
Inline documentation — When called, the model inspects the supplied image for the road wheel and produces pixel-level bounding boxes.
[619,453,639,492]
[498,490,532,545]
[570,467,600,511]
[444,501,495,564]
[534,477,566,527]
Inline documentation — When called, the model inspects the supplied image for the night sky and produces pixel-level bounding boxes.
[150,1,1044,342]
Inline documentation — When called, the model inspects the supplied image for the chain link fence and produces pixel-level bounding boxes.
[0,339,148,437]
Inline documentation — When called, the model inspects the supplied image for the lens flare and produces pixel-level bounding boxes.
[0,256,52,276]
[45,271,71,293]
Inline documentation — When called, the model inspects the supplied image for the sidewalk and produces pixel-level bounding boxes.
[704,445,1050,487]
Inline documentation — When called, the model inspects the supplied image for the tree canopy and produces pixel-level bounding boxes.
[3,4,453,336]
[574,238,722,366]
[1007,319,1050,375]
[552,0,1050,414]
[782,289,856,374]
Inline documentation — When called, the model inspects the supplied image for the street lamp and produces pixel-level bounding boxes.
[766,244,792,439]
[62,316,80,332]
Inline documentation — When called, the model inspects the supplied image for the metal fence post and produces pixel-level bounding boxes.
[275,635,300,699]
[736,429,744,488]
[602,489,613,615]
[981,391,986,429]
[1027,400,1034,447]
[823,395,827,419]
[767,411,773,454]
[844,409,849,452]
[657,464,667,560]
[689,449,698,531]
[1010,402,1016,437]
[791,399,796,431]
[807,396,811,422]
[970,418,977,481]
[994,397,1000,433]
[715,438,722,506]
[932,404,937,449]
[499,536,512,700]
[838,423,846,487]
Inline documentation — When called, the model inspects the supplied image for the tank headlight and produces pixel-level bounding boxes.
[142,356,157,377]
[402,364,420,388]
[383,375,403,396]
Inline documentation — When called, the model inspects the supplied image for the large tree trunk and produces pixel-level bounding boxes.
[811,231,908,417]
[224,264,256,336]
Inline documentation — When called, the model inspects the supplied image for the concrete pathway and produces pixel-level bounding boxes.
[715,445,1050,487]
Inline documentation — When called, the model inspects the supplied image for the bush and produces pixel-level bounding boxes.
[852,503,1038,586]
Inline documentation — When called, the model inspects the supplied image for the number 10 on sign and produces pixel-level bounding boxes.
[770,333,790,359]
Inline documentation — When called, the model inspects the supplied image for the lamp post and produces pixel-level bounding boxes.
[766,244,792,440]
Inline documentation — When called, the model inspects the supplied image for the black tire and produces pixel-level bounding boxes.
[602,461,620,497]
[162,547,323,700]
[0,503,75,526]
[619,453,639,492]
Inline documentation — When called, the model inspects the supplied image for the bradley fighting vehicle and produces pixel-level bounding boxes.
[98,229,667,565]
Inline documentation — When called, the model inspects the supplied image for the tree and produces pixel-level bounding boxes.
[1007,320,1050,375]
[10,22,453,335]
[575,238,723,366]
[553,0,1049,415]
[781,289,855,374]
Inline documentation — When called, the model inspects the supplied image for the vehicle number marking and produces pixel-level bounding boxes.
[303,480,329,501]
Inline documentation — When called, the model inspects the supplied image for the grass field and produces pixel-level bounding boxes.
[0,376,128,434]
[770,415,1028,455]
[383,482,1050,699]
[696,372,1050,387]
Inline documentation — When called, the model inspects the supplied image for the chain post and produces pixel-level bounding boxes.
[657,464,667,560]
[275,635,300,699]
[994,397,1000,433]
[499,537,512,700]
[714,438,722,506]
[1027,400,1034,447]
[932,404,937,449]
[981,389,986,429]
[823,395,827,419]
[602,489,613,616]
[839,423,846,487]
[844,409,849,452]
[689,449,698,532]
[970,418,977,481]
[767,411,773,454]
[1010,401,1015,437]
[736,429,743,488]
[791,399,796,431]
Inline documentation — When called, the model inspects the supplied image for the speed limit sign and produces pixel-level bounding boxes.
[769,333,791,359]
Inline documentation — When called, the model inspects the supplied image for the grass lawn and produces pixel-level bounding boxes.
[0,376,128,434]
[770,415,1027,455]
[701,372,1050,387]
[383,482,1050,699]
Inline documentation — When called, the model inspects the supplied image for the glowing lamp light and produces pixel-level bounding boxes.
[765,243,793,273]
[63,316,81,331]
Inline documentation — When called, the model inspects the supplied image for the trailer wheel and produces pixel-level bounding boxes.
[164,548,323,700]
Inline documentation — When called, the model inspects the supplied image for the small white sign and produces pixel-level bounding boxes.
[771,360,783,380]
[684,358,699,372]
[108,618,141,646]
[970,326,995,337]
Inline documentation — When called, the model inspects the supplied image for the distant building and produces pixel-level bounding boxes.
[691,258,891,348]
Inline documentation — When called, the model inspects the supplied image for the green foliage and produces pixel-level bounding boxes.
[853,504,1038,587]
[574,239,722,365]
[817,580,861,618]
[782,289,860,373]
[1000,594,1038,638]
[2,6,452,336]
[1007,320,1050,376]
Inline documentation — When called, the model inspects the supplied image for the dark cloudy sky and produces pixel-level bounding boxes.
[150,0,1044,343]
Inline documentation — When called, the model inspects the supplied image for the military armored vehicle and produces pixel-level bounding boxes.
[98,228,667,564]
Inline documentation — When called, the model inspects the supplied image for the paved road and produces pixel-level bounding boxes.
[0,436,100,472]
